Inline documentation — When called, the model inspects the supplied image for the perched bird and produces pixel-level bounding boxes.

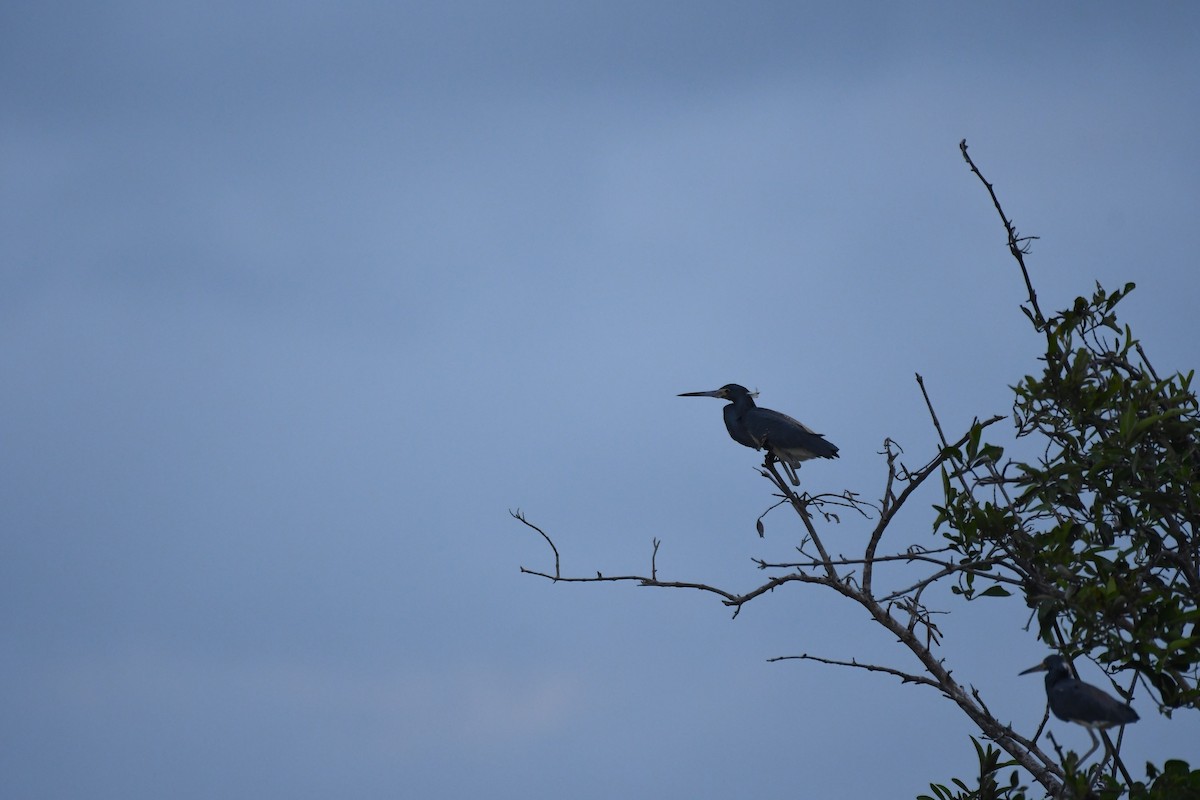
[677,383,838,484]
[1020,654,1139,761]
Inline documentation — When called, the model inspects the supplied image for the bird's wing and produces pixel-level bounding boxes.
[1051,681,1139,727]
[762,408,821,436]
[744,408,839,459]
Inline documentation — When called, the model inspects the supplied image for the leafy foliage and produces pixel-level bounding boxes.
[1132,760,1200,800]
[920,738,1028,800]
[936,281,1200,711]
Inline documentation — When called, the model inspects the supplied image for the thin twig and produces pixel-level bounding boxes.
[518,565,741,603]
[767,653,940,688]
[761,456,839,580]
[960,139,1044,328]
[511,508,559,579]
[917,373,951,450]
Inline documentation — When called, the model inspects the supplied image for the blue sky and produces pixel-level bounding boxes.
[3,3,1199,797]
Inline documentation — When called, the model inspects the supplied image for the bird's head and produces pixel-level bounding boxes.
[678,384,758,403]
[1019,654,1069,676]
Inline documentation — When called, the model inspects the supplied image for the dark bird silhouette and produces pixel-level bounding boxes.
[1020,654,1139,761]
[677,384,838,484]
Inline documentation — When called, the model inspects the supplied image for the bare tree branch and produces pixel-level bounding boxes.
[960,138,1044,328]
[510,508,559,579]
[766,653,940,688]
[509,142,1186,799]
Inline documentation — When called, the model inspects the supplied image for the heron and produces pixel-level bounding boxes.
[677,383,839,484]
[1020,654,1139,762]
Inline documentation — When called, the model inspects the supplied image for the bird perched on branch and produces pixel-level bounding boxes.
[1020,654,1139,761]
[677,384,839,484]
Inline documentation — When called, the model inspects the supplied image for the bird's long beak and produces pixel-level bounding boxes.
[1019,661,1048,675]
[678,390,723,398]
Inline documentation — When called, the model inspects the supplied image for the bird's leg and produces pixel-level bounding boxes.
[764,449,801,486]
[1079,728,1100,763]
[761,456,792,497]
